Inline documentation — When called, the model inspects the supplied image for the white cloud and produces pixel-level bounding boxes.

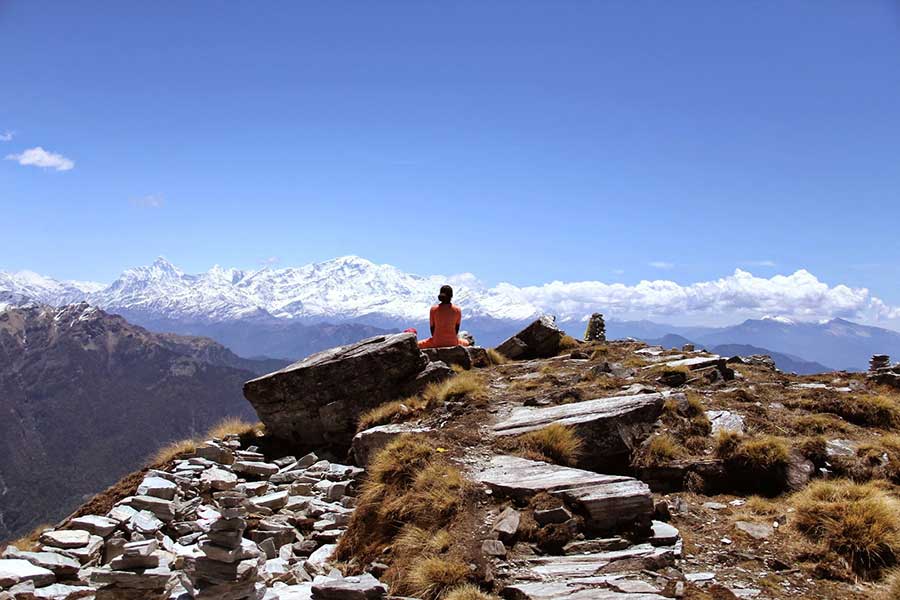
[258,256,280,266]
[0,131,13,142]
[491,268,900,325]
[649,261,675,269]
[130,194,164,208]
[5,146,74,171]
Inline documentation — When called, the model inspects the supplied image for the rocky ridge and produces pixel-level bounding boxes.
[4,317,900,599]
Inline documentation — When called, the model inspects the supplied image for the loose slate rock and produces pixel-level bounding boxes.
[311,572,388,599]
[474,455,654,533]
[39,530,90,549]
[243,333,429,447]
[0,559,55,588]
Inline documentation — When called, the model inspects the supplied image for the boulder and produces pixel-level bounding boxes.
[495,316,564,360]
[243,333,429,447]
[400,360,453,397]
[492,393,668,470]
[350,424,433,467]
[422,346,472,370]
[473,455,654,533]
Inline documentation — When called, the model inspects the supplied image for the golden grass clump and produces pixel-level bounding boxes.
[357,371,487,431]
[792,479,900,576]
[444,584,502,600]
[513,424,583,467]
[715,432,790,470]
[207,417,263,440]
[795,413,853,435]
[558,334,581,351]
[486,348,509,365]
[357,396,428,431]
[745,495,780,516]
[819,394,900,429]
[633,434,686,468]
[407,557,471,600]
[661,393,711,439]
[335,435,469,578]
[423,370,487,406]
[150,438,198,466]
[858,435,900,483]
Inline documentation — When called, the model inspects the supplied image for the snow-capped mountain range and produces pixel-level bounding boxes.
[1,256,550,325]
[4,255,900,369]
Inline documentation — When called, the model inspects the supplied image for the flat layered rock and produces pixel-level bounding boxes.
[473,456,653,533]
[492,393,668,470]
[311,572,387,599]
[0,558,55,588]
[502,580,666,600]
[2,547,80,577]
[243,333,429,447]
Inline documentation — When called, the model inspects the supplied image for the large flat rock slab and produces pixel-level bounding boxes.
[473,456,653,533]
[243,333,428,447]
[492,393,669,470]
[502,580,666,600]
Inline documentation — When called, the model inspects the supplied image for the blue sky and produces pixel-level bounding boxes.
[2,2,899,308]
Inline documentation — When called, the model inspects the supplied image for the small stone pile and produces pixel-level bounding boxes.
[92,539,174,599]
[583,312,606,343]
[870,354,891,371]
[0,431,381,599]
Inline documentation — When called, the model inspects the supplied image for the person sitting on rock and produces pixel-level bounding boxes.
[417,285,471,349]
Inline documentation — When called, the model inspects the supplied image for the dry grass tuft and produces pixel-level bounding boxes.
[407,557,471,600]
[633,434,686,467]
[558,334,581,351]
[745,496,780,516]
[795,413,853,435]
[358,371,487,431]
[336,434,470,582]
[715,432,791,494]
[715,432,790,470]
[444,584,501,600]
[206,417,263,440]
[661,393,711,439]
[357,396,428,431]
[486,348,509,365]
[424,370,487,405]
[818,394,900,429]
[512,424,583,467]
[792,479,900,577]
[150,438,198,465]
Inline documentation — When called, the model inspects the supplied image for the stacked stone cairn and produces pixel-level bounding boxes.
[871,354,891,371]
[183,490,262,599]
[584,312,607,342]
[869,354,900,389]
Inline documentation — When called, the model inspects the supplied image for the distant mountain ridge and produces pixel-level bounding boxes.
[0,302,283,540]
[3,258,900,367]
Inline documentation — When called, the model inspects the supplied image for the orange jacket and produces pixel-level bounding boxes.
[429,303,462,347]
